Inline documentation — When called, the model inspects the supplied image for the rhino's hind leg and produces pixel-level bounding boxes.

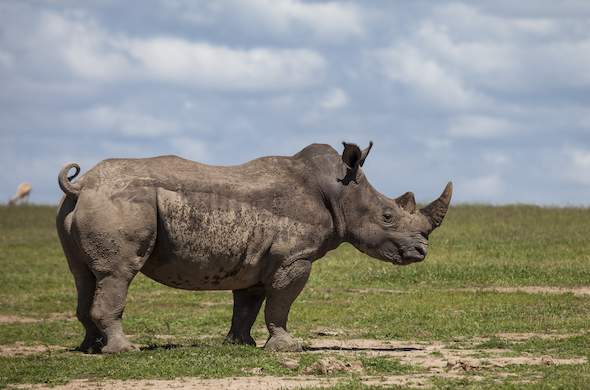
[264,259,311,352]
[58,197,103,353]
[91,274,139,353]
[75,190,157,353]
[88,239,156,353]
[72,264,103,352]
[225,285,265,346]
[66,250,103,353]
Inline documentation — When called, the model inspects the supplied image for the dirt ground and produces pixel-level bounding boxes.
[298,337,586,372]
[0,313,75,324]
[343,286,590,296]
[3,287,589,389]
[10,374,465,390]
[6,332,587,389]
[458,286,590,296]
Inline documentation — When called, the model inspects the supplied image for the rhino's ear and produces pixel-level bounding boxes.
[339,141,373,184]
[396,191,416,213]
[359,141,373,167]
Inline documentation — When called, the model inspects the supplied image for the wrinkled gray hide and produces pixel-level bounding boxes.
[56,142,452,353]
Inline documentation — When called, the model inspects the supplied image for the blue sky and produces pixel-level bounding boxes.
[2,0,590,205]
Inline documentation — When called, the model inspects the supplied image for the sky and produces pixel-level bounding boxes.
[1,0,590,205]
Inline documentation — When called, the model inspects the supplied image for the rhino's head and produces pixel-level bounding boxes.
[338,141,452,265]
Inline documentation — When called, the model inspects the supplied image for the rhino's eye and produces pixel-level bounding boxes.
[383,212,393,224]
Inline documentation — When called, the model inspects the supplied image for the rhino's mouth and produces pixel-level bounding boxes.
[401,246,426,263]
[381,245,406,265]
[382,243,425,266]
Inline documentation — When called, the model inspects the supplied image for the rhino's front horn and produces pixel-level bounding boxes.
[420,182,453,228]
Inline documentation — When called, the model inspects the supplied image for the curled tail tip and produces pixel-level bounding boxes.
[58,163,81,198]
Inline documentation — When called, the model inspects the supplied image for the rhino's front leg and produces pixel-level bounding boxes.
[264,259,311,352]
[224,284,265,346]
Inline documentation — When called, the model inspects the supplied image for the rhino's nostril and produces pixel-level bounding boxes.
[415,245,427,258]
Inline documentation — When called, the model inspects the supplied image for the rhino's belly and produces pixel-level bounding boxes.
[141,253,257,290]
[140,188,279,290]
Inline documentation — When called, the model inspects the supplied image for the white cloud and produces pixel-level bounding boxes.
[2,1,590,205]
[482,152,510,166]
[370,1,590,114]
[416,22,515,75]
[69,106,179,137]
[412,134,452,151]
[511,18,557,34]
[433,3,557,40]
[126,37,325,90]
[374,43,483,109]
[38,11,132,81]
[237,0,364,40]
[268,94,297,110]
[183,100,196,111]
[33,11,326,90]
[63,38,131,81]
[461,173,504,200]
[320,88,349,110]
[176,0,365,41]
[564,148,590,186]
[449,115,519,138]
[525,40,590,87]
[427,3,590,89]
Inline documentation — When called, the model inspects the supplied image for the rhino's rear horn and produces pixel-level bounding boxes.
[396,191,416,213]
[420,182,453,228]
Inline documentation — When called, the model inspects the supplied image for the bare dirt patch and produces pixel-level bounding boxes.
[9,374,482,390]
[7,336,586,388]
[304,356,363,375]
[494,332,584,341]
[302,338,587,371]
[450,331,587,345]
[459,286,590,296]
[311,328,345,337]
[197,301,231,307]
[338,286,590,296]
[0,342,66,357]
[0,313,75,324]
[128,334,219,342]
[0,315,39,324]
[343,287,408,294]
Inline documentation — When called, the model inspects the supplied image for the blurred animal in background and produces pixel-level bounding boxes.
[8,182,32,206]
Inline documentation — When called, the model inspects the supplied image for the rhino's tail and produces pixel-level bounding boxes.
[58,163,82,199]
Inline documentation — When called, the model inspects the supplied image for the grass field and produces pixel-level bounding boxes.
[1,205,590,389]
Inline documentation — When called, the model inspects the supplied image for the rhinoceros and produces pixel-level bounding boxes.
[56,142,452,353]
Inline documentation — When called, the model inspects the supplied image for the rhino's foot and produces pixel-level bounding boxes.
[264,334,302,352]
[224,333,256,346]
[100,335,139,354]
[76,336,103,354]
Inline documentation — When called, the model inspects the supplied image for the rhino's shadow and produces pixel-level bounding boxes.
[141,343,182,351]
[140,342,206,351]
[140,342,425,353]
[303,345,423,352]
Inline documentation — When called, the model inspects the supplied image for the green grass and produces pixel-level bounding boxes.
[1,204,590,388]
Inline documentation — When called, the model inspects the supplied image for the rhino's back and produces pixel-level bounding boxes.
[79,144,339,223]
[82,154,298,194]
